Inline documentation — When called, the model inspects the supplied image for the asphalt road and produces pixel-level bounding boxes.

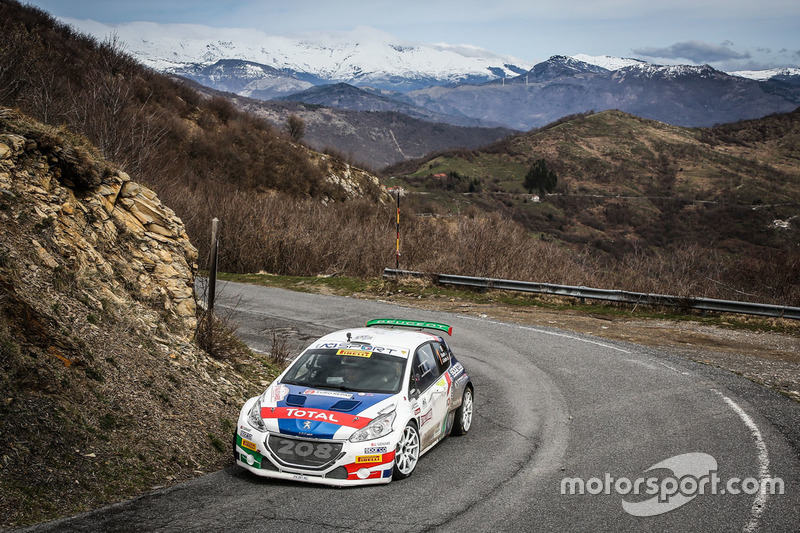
[21,281,800,532]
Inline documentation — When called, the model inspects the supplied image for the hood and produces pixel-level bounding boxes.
[260,383,395,439]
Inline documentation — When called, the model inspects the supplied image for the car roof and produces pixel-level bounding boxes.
[310,326,445,359]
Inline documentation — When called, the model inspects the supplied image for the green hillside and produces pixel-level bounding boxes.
[386,109,800,257]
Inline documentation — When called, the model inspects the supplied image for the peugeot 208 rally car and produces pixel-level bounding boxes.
[234,318,473,486]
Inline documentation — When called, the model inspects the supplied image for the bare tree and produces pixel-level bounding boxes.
[286,114,306,143]
[0,23,36,106]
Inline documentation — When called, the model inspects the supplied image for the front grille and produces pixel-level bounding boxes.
[267,435,343,470]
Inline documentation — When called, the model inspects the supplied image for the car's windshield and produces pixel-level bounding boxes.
[281,348,405,394]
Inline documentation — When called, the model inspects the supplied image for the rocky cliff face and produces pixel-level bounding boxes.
[0,109,198,334]
[0,108,274,529]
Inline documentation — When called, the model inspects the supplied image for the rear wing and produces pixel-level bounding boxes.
[366,318,452,336]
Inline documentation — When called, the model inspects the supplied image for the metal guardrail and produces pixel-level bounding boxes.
[383,268,800,320]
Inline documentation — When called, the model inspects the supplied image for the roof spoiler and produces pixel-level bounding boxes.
[366,318,452,336]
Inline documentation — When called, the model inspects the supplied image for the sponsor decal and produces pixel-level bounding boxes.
[367,319,451,335]
[316,342,404,356]
[337,349,372,358]
[237,436,265,468]
[370,441,391,447]
[239,429,254,441]
[303,389,353,399]
[270,384,290,402]
[414,407,421,415]
[364,446,388,454]
[443,371,453,404]
[436,376,448,388]
[420,409,433,427]
[455,374,469,387]
[448,362,464,377]
[343,451,396,479]
[434,345,450,365]
[317,342,341,349]
[261,407,372,429]
[356,454,384,464]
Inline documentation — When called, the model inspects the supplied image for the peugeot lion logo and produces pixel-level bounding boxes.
[302,421,312,430]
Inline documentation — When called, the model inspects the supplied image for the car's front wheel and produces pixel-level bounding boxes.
[393,422,420,480]
[452,387,473,435]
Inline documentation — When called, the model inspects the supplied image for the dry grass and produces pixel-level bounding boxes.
[173,182,799,306]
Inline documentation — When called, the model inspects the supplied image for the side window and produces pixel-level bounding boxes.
[431,342,450,375]
[412,344,439,392]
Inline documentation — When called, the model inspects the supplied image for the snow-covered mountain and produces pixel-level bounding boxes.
[63,19,532,92]
[574,54,800,83]
[60,18,800,132]
[63,18,798,96]
[570,54,646,71]
[729,67,800,81]
[404,55,798,130]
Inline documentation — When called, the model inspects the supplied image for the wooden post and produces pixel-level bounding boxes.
[207,218,219,343]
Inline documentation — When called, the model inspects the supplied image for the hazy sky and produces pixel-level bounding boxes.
[23,0,800,70]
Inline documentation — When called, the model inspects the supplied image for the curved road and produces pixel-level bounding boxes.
[22,281,800,532]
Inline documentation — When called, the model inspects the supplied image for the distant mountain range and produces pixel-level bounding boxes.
[178,78,516,169]
[67,20,531,92]
[65,19,800,164]
[403,55,800,130]
[274,55,799,131]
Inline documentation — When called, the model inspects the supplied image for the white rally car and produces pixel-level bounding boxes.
[234,318,474,486]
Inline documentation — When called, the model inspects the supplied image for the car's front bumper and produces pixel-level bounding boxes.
[234,428,397,487]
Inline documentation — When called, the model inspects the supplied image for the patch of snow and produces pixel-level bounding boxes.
[571,54,646,71]
[730,67,800,81]
[60,19,533,85]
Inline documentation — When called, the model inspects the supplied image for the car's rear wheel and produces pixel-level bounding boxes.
[452,387,473,435]
[393,422,420,480]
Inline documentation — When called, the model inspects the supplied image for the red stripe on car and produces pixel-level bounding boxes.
[261,407,373,429]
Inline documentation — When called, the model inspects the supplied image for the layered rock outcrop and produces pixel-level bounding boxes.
[0,109,198,335]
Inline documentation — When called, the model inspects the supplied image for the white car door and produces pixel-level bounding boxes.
[412,343,450,451]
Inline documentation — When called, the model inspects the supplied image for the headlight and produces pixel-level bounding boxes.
[349,410,396,442]
[246,397,267,432]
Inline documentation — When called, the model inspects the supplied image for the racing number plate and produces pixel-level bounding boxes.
[269,435,342,469]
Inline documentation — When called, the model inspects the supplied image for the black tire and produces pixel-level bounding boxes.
[452,387,474,436]
[393,422,420,480]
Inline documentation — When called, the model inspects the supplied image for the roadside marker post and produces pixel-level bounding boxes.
[395,189,400,269]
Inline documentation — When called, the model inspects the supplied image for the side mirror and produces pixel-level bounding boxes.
[408,375,419,399]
